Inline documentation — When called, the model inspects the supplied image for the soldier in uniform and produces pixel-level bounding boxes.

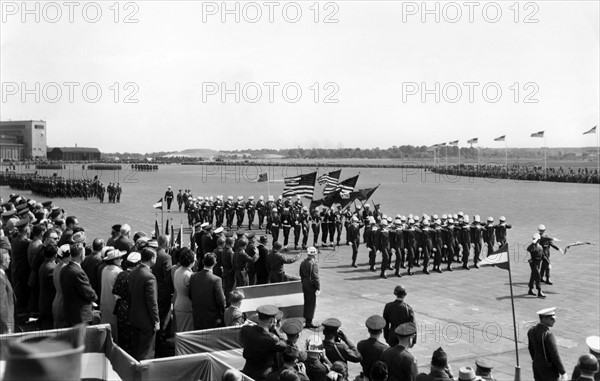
[246,196,256,230]
[176,190,183,212]
[235,196,245,229]
[571,336,600,381]
[357,315,389,379]
[214,195,225,227]
[347,216,362,268]
[164,186,174,212]
[471,216,484,268]
[256,196,266,230]
[379,219,391,279]
[270,208,281,243]
[225,196,235,229]
[280,208,292,250]
[483,217,496,255]
[382,285,415,346]
[538,224,562,285]
[381,322,419,381]
[334,206,344,246]
[321,318,362,365]
[419,220,434,275]
[298,207,310,250]
[460,216,472,270]
[320,207,330,247]
[495,216,512,247]
[527,233,545,298]
[240,305,288,381]
[310,206,321,247]
[232,238,258,287]
[299,247,320,329]
[403,219,418,276]
[527,307,567,381]
[115,183,122,203]
[431,219,444,273]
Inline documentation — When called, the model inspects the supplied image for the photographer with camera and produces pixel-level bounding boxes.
[322,318,362,365]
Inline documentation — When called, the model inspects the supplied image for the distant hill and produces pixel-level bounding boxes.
[161,149,219,158]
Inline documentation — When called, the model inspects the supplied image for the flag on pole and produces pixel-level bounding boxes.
[479,244,510,270]
[438,142,447,146]
[335,174,359,194]
[318,170,342,196]
[355,185,380,202]
[494,135,506,142]
[583,126,597,135]
[154,219,161,238]
[448,140,459,146]
[170,223,175,246]
[257,173,268,182]
[530,131,544,138]
[165,219,170,235]
[153,198,163,210]
[176,224,183,247]
[282,171,317,199]
[467,137,478,144]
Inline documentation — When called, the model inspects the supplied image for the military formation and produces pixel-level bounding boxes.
[174,187,515,279]
[430,164,599,183]
[1,173,122,203]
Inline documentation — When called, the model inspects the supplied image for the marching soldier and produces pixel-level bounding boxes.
[246,196,256,230]
[281,208,292,250]
[347,216,362,268]
[403,219,417,276]
[484,217,496,255]
[214,195,225,227]
[320,207,330,247]
[471,216,484,268]
[419,220,433,275]
[495,216,512,247]
[460,216,472,270]
[235,196,246,229]
[256,195,266,230]
[310,206,321,247]
[266,196,276,233]
[225,196,235,229]
[164,186,174,212]
[379,219,391,279]
[299,207,310,250]
[176,189,183,212]
[270,208,281,243]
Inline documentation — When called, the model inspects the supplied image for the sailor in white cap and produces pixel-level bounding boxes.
[527,307,567,381]
[527,233,546,298]
[537,224,563,286]
[164,186,174,212]
[299,247,320,329]
[245,196,256,230]
[256,195,266,230]
[225,196,235,229]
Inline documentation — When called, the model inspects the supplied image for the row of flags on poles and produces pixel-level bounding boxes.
[431,126,596,148]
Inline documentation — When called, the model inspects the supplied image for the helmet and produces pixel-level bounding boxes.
[538,224,546,231]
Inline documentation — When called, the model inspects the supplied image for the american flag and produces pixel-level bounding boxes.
[318,170,341,196]
[335,174,359,194]
[282,171,317,199]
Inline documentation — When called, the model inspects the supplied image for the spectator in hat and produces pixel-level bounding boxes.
[128,247,159,360]
[100,248,125,341]
[299,246,320,329]
[383,285,416,346]
[527,307,566,381]
[267,241,300,283]
[173,247,195,332]
[27,224,47,318]
[60,243,97,326]
[381,322,419,381]
[305,336,334,381]
[10,218,31,324]
[240,305,288,381]
[358,315,389,378]
[37,244,58,330]
[0,248,15,334]
[112,251,142,356]
[322,318,362,365]
[572,353,599,381]
[189,253,226,330]
[457,366,483,381]
[52,244,71,328]
[475,358,496,381]
[572,336,600,381]
[416,347,453,381]
[224,290,246,327]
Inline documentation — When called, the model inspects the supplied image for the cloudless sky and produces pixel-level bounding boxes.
[1,1,598,153]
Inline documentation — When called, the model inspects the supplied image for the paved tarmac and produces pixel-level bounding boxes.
[3,184,598,381]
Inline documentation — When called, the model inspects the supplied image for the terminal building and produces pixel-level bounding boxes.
[47,147,102,161]
[0,120,47,160]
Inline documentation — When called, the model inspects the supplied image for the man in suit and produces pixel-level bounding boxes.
[189,253,226,330]
[114,224,134,253]
[10,219,31,324]
[128,247,159,360]
[0,248,15,334]
[266,241,300,283]
[299,246,320,329]
[60,243,97,326]
[527,307,567,381]
[152,236,174,331]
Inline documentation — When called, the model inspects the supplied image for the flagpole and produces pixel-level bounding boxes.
[505,142,508,174]
[161,205,164,235]
[506,243,521,381]
[544,135,547,180]
[458,145,461,166]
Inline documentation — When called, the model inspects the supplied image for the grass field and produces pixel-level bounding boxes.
[2,163,599,380]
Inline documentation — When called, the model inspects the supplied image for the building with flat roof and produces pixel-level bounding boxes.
[47,147,102,161]
[0,120,47,159]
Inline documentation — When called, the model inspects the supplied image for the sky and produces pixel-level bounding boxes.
[1,1,599,153]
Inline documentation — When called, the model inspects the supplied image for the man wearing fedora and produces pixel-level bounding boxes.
[527,307,567,381]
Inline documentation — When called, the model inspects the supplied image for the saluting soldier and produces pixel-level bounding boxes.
[235,196,246,229]
[483,217,496,255]
[538,224,562,285]
[495,216,512,247]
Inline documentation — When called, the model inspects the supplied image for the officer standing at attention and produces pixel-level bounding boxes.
[383,285,416,346]
[527,307,567,381]
[164,186,174,212]
[240,305,288,381]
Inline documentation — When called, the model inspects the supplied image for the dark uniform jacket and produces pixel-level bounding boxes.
[241,325,288,381]
[357,337,389,377]
[527,323,565,380]
[383,300,415,345]
[323,339,362,364]
[381,344,418,381]
[416,368,454,381]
